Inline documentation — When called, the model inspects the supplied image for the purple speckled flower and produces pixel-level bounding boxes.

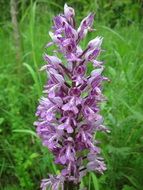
[35,4,109,190]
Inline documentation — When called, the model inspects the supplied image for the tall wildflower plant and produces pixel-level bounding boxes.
[35,4,109,190]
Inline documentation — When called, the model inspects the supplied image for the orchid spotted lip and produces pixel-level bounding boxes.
[34,3,109,190]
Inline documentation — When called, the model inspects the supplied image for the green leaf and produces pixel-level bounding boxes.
[91,173,99,190]
[13,129,38,138]
[0,118,4,125]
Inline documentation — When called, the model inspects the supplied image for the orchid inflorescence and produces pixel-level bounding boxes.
[34,3,109,190]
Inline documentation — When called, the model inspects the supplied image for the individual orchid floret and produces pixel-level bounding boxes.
[77,13,95,40]
[41,175,64,190]
[87,36,103,50]
[35,3,109,190]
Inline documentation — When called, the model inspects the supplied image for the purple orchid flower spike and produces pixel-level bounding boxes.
[35,3,109,190]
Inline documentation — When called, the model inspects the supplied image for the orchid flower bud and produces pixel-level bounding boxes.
[64,3,75,20]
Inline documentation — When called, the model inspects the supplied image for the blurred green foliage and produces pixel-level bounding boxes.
[0,0,143,27]
[0,0,143,190]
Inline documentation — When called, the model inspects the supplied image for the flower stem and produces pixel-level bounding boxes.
[64,181,80,190]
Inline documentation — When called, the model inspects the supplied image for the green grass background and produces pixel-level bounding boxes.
[0,0,143,189]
